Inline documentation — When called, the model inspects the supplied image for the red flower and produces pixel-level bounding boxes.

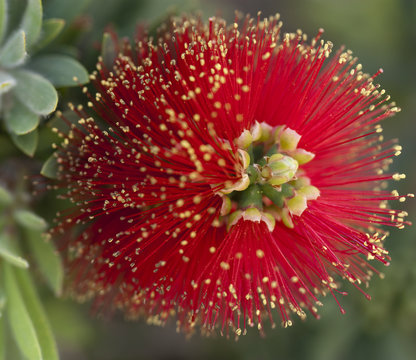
[52,13,411,336]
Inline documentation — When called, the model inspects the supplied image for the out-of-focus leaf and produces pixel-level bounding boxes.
[29,54,89,87]
[40,153,59,179]
[46,300,95,347]
[49,43,79,58]
[15,267,60,360]
[49,109,79,132]
[101,32,117,69]
[0,283,5,360]
[3,263,43,360]
[0,282,6,315]
[0,0,7,44]
[10,129,38,156]
[4,98,39,135]
[33,18,65,51]
[0,30,26,68]
[0,71,16,94]
[0,185,13,206]
[20,0,42,48]
[12,69,58,115]
[0,233,29,269]
[4,0,25,36]
[0,311,5,360]
[44,0,92,23]
[14,209,47,231]
[25,230,63,295]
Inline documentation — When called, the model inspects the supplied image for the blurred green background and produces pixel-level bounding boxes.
[3,0,416,359]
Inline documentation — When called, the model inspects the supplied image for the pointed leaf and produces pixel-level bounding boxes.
[10,129,38,156]
[33,18,65,51]
[25,230,63,295]
[12,69,58,115]
[15,267,60,360]
[0,0,7,44]
[0,185,13,206]
[40,153,59,179]
[3,263,43,360]
[29,54,89,87]
[4,98,39,135]
[14,209,47,231]
[0,233,29,269]
[20,0,42,48]
[0,71,16,95]
[0,30,26,68]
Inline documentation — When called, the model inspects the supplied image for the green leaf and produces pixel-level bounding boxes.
[10,129,38,156]
[0,71,16,95]
[29,54,89,87]
[3,263,43,360]
[0,30,26,68]
[0,233,29,269]
[0,185,13,206]
[40,153,59,179]
[12,69,58,115]
[33,18,65,51]
[20,0,42,48]
[25,230,63,295]
[4,97,39,135]
[0,0,8,45]
[15,267,60,360]
[14,209,47,231]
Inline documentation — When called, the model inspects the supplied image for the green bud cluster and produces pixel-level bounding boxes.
[219,122,320,232]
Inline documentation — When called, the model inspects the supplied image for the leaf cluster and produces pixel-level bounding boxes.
[0,181,63,360]
[0,0,88,156]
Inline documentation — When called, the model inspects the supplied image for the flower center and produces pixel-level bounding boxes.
[218,122,320,232]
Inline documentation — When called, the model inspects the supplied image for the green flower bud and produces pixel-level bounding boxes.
[287,195,307,216]
[279,128,301,151]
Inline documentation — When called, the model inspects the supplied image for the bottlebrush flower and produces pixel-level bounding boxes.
[50,13,411,336]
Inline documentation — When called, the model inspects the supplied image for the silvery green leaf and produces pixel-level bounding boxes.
[0,30,26,68]
[12,69,58,115]
[0,233,29,269]
[25,230,63,296]
[40,153,58,179]
[29,54,89,87]
[15,267,60,360]
[10,128,38,156]
[4,97,39,135]
[0,71,16,95]
[0,0,7,45]
[20,0,42,48]
[14,209,47,231]
[3,263,43,360]
[33,18,65,51]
